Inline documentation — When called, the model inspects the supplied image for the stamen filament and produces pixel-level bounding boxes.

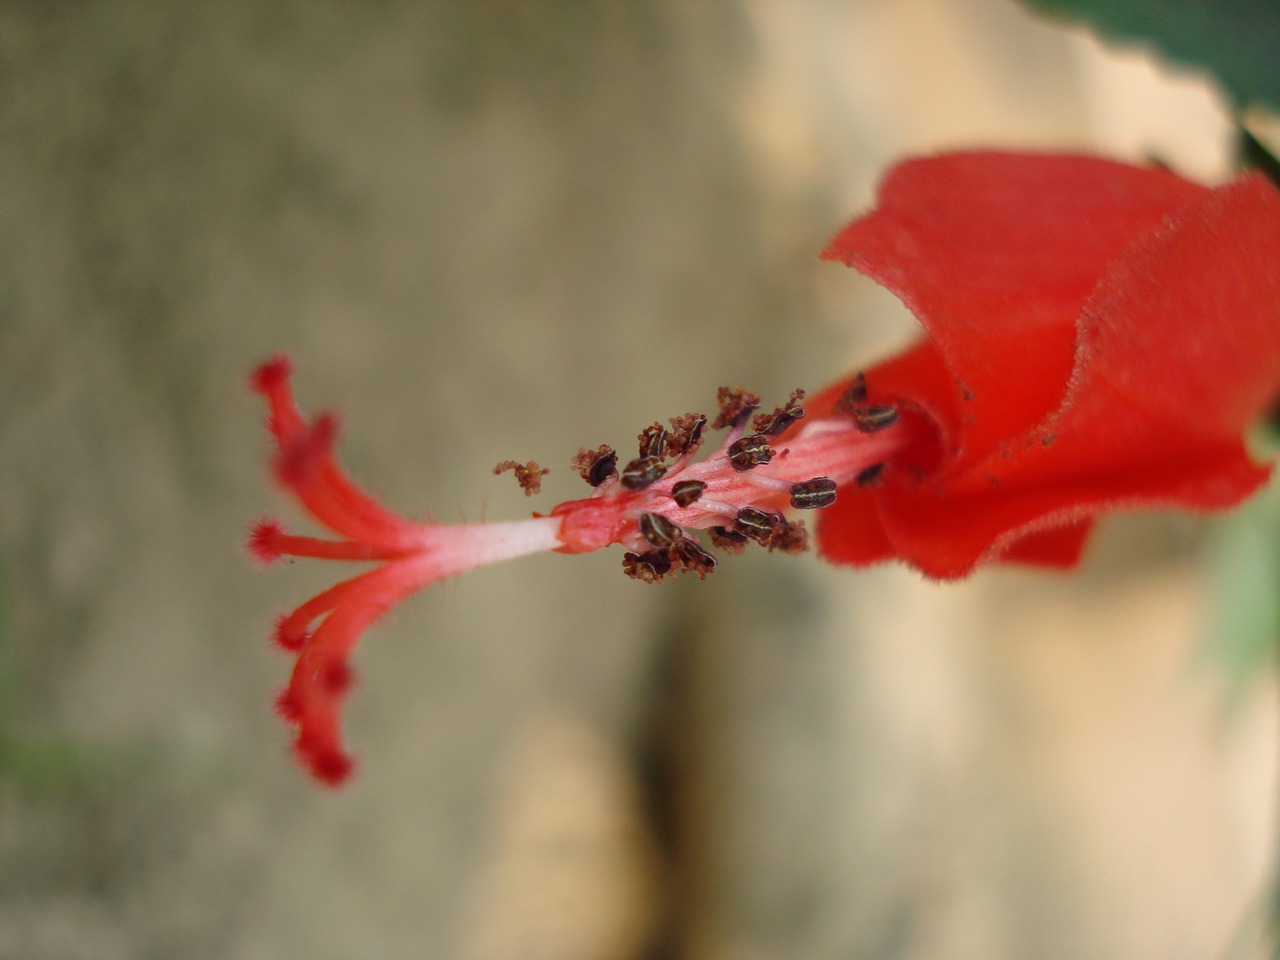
[737,473,793,494]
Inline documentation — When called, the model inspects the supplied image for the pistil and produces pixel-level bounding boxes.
[250,357,909,783]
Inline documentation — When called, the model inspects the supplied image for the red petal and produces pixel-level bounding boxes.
[816,483,894,568]
[995,520,1094,569]
[814,156,1280,578]
[822,153,1209,474]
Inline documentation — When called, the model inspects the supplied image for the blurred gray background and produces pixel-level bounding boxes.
[0,1,1273,958]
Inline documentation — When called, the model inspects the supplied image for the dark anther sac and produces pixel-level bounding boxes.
[620,455,667,490]
[726,434,774,471]
[856,463,885,486]
[832,372,867,414]
[666,413,706,456]
[752,388,806,436]
[849,404,898,433]
[637,423,669,459]
[733,506,779,542]
[709,526,749,554]
[789,477,837,509]
[670,537,716,578]
[670,479,705,507]
[712,386,761,429]
[572,445,619,487]
[638,511,681,548]
[622,550,672,583]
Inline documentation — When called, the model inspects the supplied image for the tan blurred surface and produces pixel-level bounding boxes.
[0,2,1274,958]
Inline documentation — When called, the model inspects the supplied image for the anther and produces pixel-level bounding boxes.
[670,479,706,508]
[573,445,619,487]
[637,423,669,459]
[763,518,809,554]
[620,455,667,491]
[733,506,780,543]
[666,413,707,457]
[753,389,806,436]
[713,386,761,430]
[789,477,838,509]
[638,512,682,549]
[833,373,868,414]
[849,404,898,433]
[726,434,774,472]
[856,463,885,486]
[709,526,749,554]
[622,550,672,584]
[671,537,717,579]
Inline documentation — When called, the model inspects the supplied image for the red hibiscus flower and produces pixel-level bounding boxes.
[249,151,1280,784]
[811,151,1280,579]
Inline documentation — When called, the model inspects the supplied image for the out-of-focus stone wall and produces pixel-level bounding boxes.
[0,2,1272,959]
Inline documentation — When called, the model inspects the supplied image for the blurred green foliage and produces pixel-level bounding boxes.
[1022,0,1280,111]
[1203,425,1280,685]
[0,559,161,799]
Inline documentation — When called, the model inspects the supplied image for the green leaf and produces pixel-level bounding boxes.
[1022,0,1280,111]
